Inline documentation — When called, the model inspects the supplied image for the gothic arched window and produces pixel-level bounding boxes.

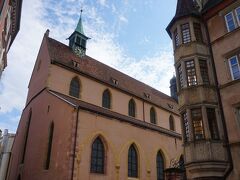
[90,137,105,174]
[169,115,175,131]
[69,77,80,98]
[156,151,165,180]
[128,144,138,178]
[128,99,136,117]
[102,89,111,109]
[45,122,54,170]
[150,107,156,124]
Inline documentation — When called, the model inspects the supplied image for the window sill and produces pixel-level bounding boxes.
[219,78,240,89]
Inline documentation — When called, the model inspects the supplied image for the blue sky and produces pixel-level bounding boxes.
[0,0,177,132]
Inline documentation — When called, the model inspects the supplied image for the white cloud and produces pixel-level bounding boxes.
[98,0,108,7]
[0,0,174,131]
[119,15,128,23]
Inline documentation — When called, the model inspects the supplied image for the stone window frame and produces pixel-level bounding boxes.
[90,137,105,174]
[150,107,157,124]
[185,60,198,87]
[174,28,180,48]
[128,99,136,118]
[102,89,111,109]
[128,144,139,178]
[169,115,175,131]
[181,23,191,44]
[199,59,210,85]
[191,108,205,141]
[182,111,190,142]
[156,150,165,180]
[69,76,81,98]
[224,6,240,32]
[193,22,203,43]
[228,55,240,80]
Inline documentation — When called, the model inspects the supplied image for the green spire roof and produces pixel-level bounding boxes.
[75,10,85,35]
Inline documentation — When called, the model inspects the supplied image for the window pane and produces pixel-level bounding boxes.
[128,145,138,178]
[235,7,240,25]
[236,107,240,127]
[199,59,209,84]
[207,108,219,140]
[181,23,191,44]
[128,99,136,117]
[178,65,184,89]
[193,23,203,42]
[174,29,179,47]
[185,60,197,86]
[69,77,80,98]
[102,90,111,109]
[150,107,156,124]
[225,13,236,32]
[229,56,240,80]
[169,115,175,131]
[191,108,205,140]
[157,151,165,180]
[182,112,190,142]
[91,137,105,174]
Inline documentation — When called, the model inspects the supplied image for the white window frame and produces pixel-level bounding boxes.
[225,11,237,32]
[228,55,240,80]
[235,6,240,26]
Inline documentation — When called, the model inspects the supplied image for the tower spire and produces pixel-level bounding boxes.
[75,9,85,35]
[68,9,89,57]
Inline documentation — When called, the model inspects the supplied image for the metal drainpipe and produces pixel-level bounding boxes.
[71,106,80,180]
[203,20,233,179]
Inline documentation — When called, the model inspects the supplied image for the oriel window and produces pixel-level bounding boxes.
[150,107,156,124]
[207,108,219,140]
[69,77,80,98]
[174,29,179,47]
[178,65,184,89]
[191,108,205,140]
[128,99,136,117]
[128,144,138,178]
[182,111,190,142]
[181,23,191,44]
[156,151,165,180]
[102,89,111,109]
[193,23,203,42]
[185,60,197,86]
[199,59,210,84]
[90,137,105,174]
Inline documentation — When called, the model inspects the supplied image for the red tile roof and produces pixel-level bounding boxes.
[46,37,179,115]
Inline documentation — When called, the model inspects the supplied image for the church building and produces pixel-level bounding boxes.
[7,11,183,180]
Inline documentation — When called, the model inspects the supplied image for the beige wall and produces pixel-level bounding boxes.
[47,65,181,134]
[207,1,240,179]
[73,110,182,180]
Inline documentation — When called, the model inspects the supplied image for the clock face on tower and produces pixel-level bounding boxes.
[74,46,85,57]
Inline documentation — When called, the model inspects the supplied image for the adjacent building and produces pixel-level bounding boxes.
[7,14,183,180]
[0,0,22,78]
[167,0,240,179]
[0,129,15,180]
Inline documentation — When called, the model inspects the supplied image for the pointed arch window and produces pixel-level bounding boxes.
[45,122,54,169]
[157,151,165,180]
[69,77,80,98]
[169,115,175,131]
[150,107,156,124]
[128,144,138,178]
[90,137,105,174]
[102,89,111,109]
[128,99,136,117]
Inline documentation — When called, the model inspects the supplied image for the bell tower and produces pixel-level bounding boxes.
[68,9,90,57]
[166,0,229,179]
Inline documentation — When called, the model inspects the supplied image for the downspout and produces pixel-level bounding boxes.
[203,21,233,179]
[71,106,80,180]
